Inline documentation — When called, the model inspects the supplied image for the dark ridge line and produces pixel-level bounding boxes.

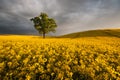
[104,31,120,38]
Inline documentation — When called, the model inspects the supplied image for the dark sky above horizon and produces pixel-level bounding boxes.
[0,0,120,35]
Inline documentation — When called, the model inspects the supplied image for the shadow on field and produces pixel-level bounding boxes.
[35,72,93,80]
[72,72,93,80]
[32,36,55,39]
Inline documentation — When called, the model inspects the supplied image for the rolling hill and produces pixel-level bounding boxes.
[59,29,120,38]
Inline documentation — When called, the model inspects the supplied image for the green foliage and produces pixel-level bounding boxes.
[30,12,57,38]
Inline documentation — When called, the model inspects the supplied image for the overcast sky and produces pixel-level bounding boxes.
[0,0,120,35]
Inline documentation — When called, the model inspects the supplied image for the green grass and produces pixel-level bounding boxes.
[59,29,120,38]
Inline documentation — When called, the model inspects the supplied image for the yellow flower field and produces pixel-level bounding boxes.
[0,35,120,80]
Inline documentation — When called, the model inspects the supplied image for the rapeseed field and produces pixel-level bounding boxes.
[0,34,120,80]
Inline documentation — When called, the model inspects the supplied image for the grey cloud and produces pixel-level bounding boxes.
[0,0,120,35]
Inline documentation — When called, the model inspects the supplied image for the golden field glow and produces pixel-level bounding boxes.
[0,35,120,79]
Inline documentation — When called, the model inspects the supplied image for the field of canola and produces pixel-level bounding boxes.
[0,35,120,80]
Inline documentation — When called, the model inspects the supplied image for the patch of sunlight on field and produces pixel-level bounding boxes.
[0,35,41,40]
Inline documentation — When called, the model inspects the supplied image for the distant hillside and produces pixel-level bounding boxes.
[59,29,120,38]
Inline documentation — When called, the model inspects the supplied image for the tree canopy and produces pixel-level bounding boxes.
[30,12,57,38]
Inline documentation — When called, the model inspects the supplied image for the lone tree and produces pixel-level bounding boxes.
[30,12,57,38]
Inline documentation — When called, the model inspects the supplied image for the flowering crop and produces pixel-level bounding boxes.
[0,35,120,80]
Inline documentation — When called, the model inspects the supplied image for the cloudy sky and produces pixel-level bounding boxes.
[0,0,120,35]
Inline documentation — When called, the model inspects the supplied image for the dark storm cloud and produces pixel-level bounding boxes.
[0,0,120,35]
[0,0,43,34]
[55,0,120,35]
[0,11,35,34]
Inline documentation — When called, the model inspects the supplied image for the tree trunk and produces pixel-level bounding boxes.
[43,32,45,39]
